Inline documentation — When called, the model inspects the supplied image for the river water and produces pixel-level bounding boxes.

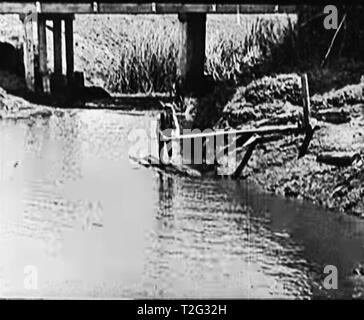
[1,108,364,299]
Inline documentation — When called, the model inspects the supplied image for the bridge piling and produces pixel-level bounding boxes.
[20,13,36,92]
[65,15,74,84]
[178,12,206,95]
[50,16,66,92]
[37,14,50,94]
[21,12,76,95]
[53,17,62,76]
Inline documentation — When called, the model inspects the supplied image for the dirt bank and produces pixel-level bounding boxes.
[0,86,54,120]
[217,72,364,217]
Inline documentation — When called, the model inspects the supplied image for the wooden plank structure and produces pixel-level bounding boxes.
[37,14,50,93]
[65,15,74,82]
[0,2,297,94]
[21,13,36,91]
[52,17,62,76]
[20,11,76,94]
[157,74,313,178]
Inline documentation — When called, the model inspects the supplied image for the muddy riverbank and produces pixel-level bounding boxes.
[0,86,55,120]
[214,72,364,217]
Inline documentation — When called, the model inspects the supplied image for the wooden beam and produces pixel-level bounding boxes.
[156,4,296,14]
[232,134,260,179]
[65,15,74,81]
[162,124,303,141]
[0,2,297,14]
[102,3,297,14]
[99,3,153,14]
[297,123,314,159]
[0,2,36,14]
[156,4,212,13]
[22,14,36,91]
[40,3,93,13]
[37,15,50,93]
[53,17,62,75]
[271,5,297,14]
[216,4,296,14]
[300,73,311,130]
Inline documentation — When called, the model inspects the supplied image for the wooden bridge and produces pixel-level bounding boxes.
[0,2,297,95]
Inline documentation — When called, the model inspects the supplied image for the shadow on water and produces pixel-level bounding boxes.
[217,180,364,299]
[0,109,364,299]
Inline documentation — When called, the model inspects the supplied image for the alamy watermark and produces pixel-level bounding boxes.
[323,265,338,290]
[323,5,340,30]
[0,265,38,293]
[128,124,240,175]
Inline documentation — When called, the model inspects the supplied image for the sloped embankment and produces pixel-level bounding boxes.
[0,86,54,120]
[219,73,364,216]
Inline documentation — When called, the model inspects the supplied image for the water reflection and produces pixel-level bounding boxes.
[144,175,313,299]
[0,109,363,299]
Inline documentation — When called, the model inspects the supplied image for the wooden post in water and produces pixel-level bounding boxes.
[65,14,74,85]
[232,134,260,179]
[37,14,50,94]
[178,12,206,95]
[165,112,173,160]
[157,113,163,162]
[20,13,36,91]
[158,112,168,163]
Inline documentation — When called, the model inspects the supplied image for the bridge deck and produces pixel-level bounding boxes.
[0,2,297,14]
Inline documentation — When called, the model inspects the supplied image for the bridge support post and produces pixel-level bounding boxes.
[178,12,206,95]
[53,17,62,76]
[65,14,75,85]
[21,13,78,95]
[50,16,66,93]
[20,13,36,92]
[37,14,50,94]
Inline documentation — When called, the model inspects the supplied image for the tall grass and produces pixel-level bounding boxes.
[107,17,180,93]
[206,15,295,84]
[75,14,296,94]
